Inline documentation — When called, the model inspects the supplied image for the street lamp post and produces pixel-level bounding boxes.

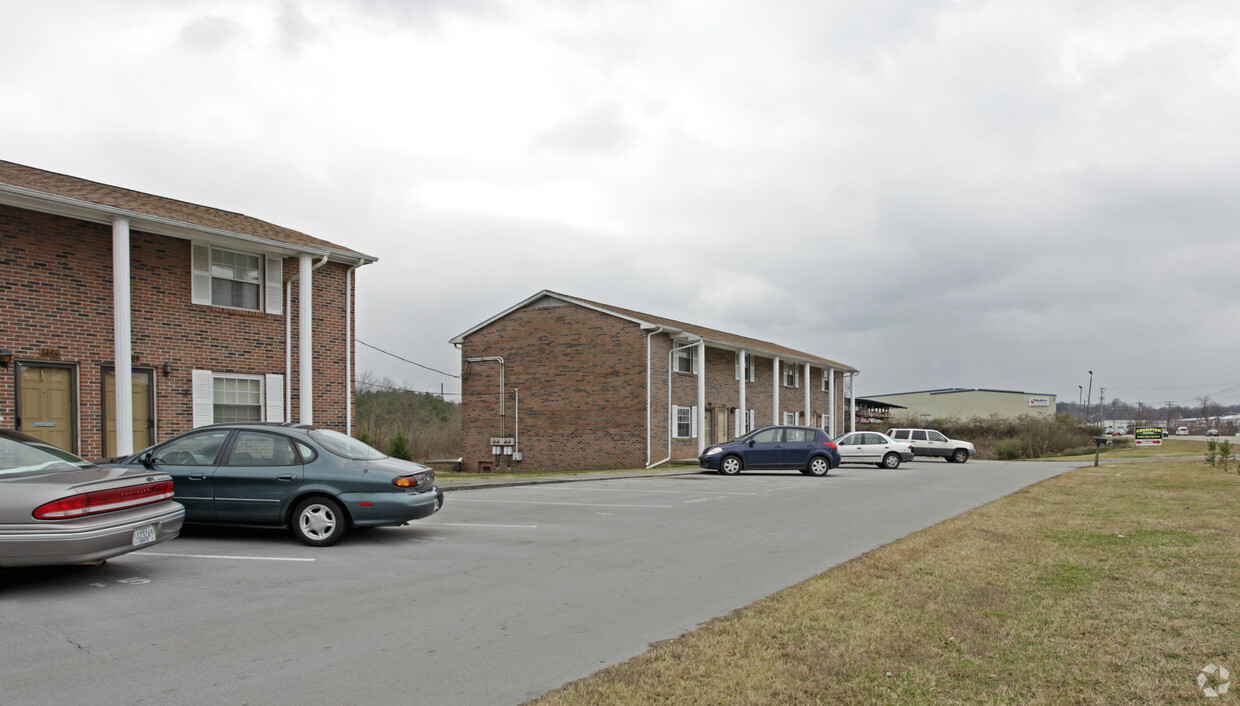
[1086,371,1093,424]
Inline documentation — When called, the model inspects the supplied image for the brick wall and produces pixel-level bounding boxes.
[0,204,355,457]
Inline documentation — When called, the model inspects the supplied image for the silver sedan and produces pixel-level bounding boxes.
[834,431,915,469]
[0,429,184,567]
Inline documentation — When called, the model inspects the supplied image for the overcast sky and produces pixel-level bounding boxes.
[3,1,1239,409]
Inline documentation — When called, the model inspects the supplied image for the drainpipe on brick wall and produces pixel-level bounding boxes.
[649,339,699,469]
[464,356,506,438]
[849,372,857,433]
[772,356,781,425]
[345,258,363,436]
[803,362,811,426]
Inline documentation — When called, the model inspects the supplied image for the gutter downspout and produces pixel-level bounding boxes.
[737,351,747,437]
[112,216,133,455]
[850,372,858,433]
[464,356,506,437]
[648,340,699,469]
[644,326,660,467]
[345,259,363,436]
[803,362,811,426]
[828,367,836,436]
[772,356,781,425]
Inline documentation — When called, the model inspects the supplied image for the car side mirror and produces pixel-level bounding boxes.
[139,452,154,469]
[748,440,755,447]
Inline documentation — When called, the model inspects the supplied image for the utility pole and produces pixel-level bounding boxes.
[1166,401,1173,431]
[1086,371,1093,423]
[1098,388,1105,428]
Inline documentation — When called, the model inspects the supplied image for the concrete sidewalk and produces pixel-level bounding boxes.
[435,465,704,491]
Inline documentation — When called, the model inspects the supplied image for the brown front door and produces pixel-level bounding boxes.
[104,369,155,458]
[713,407,729,443]
[17,363,76,453]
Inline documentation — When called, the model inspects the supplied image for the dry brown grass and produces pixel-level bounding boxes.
[533,459,1240,704]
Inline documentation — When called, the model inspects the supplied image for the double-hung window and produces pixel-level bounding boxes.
[673,405,698,439]
[784,363,799,388]
[192,370,285,427]
[783,411,799,425]
[675,346,696,375]
[735,352,755,382]
[191,242,283,314]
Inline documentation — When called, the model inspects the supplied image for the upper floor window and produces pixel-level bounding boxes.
[784,363,799,388]
[675,346,696,375]
[735,352,755,382]
[191,243,283,314]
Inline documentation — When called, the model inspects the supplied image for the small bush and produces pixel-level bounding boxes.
[387,431,413,461]
[993,440,1023,460]
[1206,439,1218,466]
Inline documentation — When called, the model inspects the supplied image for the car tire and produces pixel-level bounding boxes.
[291,496,347,547]
[881,453,901,469]
[719,455,743,475]
[807,456,830,476]
[950,448,969,464]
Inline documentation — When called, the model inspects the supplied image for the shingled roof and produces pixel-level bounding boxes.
[453,290,857,372]
[0,159,373,262]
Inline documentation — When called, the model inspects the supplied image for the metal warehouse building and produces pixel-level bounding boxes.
[865,388,1057,423]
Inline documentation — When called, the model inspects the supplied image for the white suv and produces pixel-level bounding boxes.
[885,428,976,463]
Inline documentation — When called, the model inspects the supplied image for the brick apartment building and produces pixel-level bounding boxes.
[0,160,374,458]
[451,290,860,472]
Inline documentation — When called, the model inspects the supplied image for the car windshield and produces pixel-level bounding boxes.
[0,434,95,476]
[308,428,387,460]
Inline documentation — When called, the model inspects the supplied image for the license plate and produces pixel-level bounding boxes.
[132,524,157,546]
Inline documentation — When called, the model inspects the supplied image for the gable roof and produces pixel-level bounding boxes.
[452,289,857,372]
[0,159,374,263]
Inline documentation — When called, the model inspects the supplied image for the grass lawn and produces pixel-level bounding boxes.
[534,456,1240,704]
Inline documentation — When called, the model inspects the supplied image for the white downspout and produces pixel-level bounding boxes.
[803,362,811,426]
[737,351,747,437]
[648,340,697,469]
[112,217,133,456]
[696,340,706,455]
[644,327,660,467]
[772,357,781,425]
[345,259,363,436]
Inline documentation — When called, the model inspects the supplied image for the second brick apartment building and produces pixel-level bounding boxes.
[451,290,860,472]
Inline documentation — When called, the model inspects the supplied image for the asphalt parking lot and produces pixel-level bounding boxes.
[0,458,1084,705]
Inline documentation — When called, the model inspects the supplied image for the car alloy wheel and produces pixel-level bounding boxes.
[882,453,900,469]
[719,456,742,475]
[292,496,346,547]
[951,449,969,464]
[807,457,830,476]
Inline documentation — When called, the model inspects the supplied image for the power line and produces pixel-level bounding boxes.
[355,379,462,396]
[355,339,459,379]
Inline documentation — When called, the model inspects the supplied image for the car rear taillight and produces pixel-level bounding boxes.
[393,471,435,489]
[824,441,838,450]
[33,480,175,520]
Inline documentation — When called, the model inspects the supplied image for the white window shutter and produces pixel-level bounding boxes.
[192,370,213,427]
[265,256,283,314]
[265,374,284,422]
[191,243,211,305]
[691,406,698,438]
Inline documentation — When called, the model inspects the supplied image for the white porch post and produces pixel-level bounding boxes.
[299,255,313,424]
[828,367,836,436]
[696,340,706,454]
[803,362,811,425]
[737,351,747,437]
[112,217,133,455]
[850,372,857,432]
[772,357,781,425]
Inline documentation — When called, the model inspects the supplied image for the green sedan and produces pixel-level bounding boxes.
[117,423,443,546]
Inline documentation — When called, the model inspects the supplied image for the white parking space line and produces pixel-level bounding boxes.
[451,498,673,509]
[524,485,762,496]
[427,522,539,529]
[139,552,316,562]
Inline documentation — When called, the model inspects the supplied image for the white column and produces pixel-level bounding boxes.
[772,357,781,425]
[850,372,857,432]
[696,340,706,454]
[828,367,836,436]
[737,351,747,437]
[803,362,811,425]
[299,255,314,424]
[112,217,133,455]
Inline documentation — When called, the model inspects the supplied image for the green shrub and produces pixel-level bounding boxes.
[1206,439,1218,466]
[993,439,1023,460]
[387,430,413,461]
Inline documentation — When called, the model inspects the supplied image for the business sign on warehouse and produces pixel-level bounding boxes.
[1028,397,1051,407]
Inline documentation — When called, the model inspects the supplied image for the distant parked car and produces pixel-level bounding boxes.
[116,423,443,547]
[885,428,976,463]
[1,428,184,567]
[834,432,914,469]
[1206,429,1220,437]
[699,426,840,476]
[1176,427,1189,436]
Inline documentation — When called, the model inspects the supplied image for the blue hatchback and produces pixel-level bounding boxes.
[698,425,841,476]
